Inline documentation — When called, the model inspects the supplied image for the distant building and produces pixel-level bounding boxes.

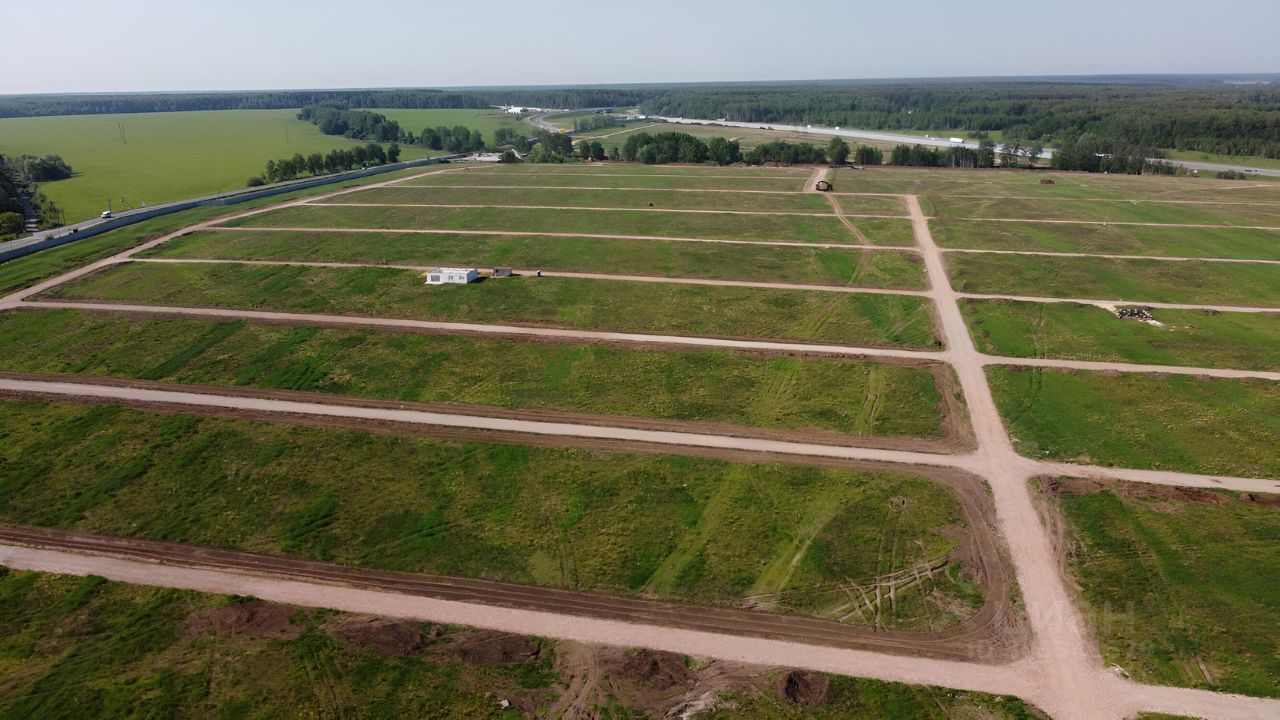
[423,267,479,285]
[492,267,514,278]
[505,106,526,114]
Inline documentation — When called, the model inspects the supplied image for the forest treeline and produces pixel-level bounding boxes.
[0,155,67,238]
[638,83,1280,158]
[8,82,1278,157]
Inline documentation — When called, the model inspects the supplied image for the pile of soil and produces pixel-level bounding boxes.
[776,670,829,706]
[617,649,693,691]
[184,600,300,640]
[1045,477,1229,505]
[448,631,541,666]
[332,617,426,657]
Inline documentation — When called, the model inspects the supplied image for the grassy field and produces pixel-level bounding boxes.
[0,571,1038,719]
[232,203,861,245]
[0,400,978,628]
[402,169,810,191]
[1047,479,1280,697]
[947,253,1280,307]
[0,110,431,223]
[145,230,929,289]
[333,185,835,212]
[832,195,909,217]
[572,122,904,154]
[45,262,940,347]
[924,196,1280,225]
[961,300,1280,370]
[0,309,951,440]
[455,164,813,177]
[0,571,558,719]
[932,221,1280,260]
[357,108,528,145]
[1164,148,1280,171]
[823,168,1280,201]
[989,367,1280,478]
[0,166,437,297]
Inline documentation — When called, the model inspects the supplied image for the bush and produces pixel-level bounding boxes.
[246,176,266,187]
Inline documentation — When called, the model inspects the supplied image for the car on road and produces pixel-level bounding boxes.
[100,210,112,219]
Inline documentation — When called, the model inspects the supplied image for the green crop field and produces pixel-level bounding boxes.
[1047,479,1280,697]
[335,185,835,212]
[145,230,928,289]
[356,107,528,144]
[0,400,979,628]
[947,253,1280,307]
[0,309,951,440]
[932,221,1280,260]
[924,196,1280,225]
[0,570,1038,719]
[989,367,1280,478]
[401,169,809,191]
[961,300,1280,370]
[0,110,431,223]
[234,203,861,244]
[43,262,940,347]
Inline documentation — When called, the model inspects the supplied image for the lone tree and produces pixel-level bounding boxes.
[827,137,851,166]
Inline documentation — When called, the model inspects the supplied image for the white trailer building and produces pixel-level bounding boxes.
[423,267,479,285]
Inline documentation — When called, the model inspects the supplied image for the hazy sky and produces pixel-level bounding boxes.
[2,0,1277,94]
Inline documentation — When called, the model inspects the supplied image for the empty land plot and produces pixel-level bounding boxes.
[323,185,835,212]
[230,204,862,245]
[449,164,815,178]
[0,571,564,717]
[0,399,983,628]
[43,263,941,347]
[144,230,929,289]
[932,221,1280,261]
[831,195,911,217]
[925,196,1280,225]
[947,253,1280,307]
[1043,478,1280,697]
[0,309,952,441]
[961,300,1280,370]
[988,366,1280,478]
[399,170,809,191]
[0,573,1038,720]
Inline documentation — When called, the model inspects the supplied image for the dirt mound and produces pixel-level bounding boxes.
[617,649,693,690]
[1045,477,1229,505]
[448,631,541,665]
[1245,492,1280,507]
[776,670,828,706]
[185,600,299,640]
[332,617,425,657]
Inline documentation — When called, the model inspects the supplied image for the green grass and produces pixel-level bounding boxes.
[335,184,835,212]
[924,196,1280,225]
[947,252,1280,307]
[231,203,861,245]
[1049,480,1280,697]
[832,195,910,216]
[932,221,1280,260]
[823,167,1280,202]
[961,299,1280,370]
[0,165,437,297]
[0,571,1035,719]
[46,262,940,347]
[0,571,558,718]
[989,367,1280,477]
[460,164,813,177]
[145,230,928,289]
[0,110,431,223]
[1164,148,1280,171]
[0,400,976,628]
[403,169,809,191]
[356,107,529,145]
[0,308,950,440]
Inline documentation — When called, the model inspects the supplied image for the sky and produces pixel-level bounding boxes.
[2,0,1278,94]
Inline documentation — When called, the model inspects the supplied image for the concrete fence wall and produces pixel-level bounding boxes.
[0,154,461,264]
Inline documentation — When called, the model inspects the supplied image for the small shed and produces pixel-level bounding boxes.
[492,267,514,278]
[423,267,479,285]
[815,179,833,192]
